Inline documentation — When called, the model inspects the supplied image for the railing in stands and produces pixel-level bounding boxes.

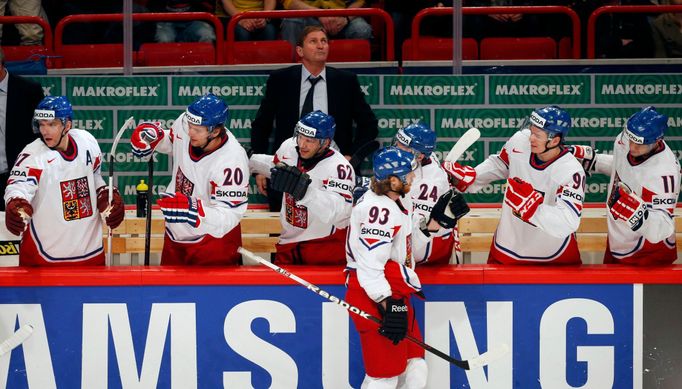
[225,8,394,64]
[587,5,682,59]
[53,12,224,67]
[410,6,581,60]
[0,16,53,50]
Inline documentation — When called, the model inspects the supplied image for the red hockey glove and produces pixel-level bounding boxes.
[505,177,544,223]
[568,145,597,175]
[157,192,205,228]
[377,297,408,345]
[441,161,476,192]
[609,186,647,231]
[5,197,33,236]
[131,122,165,160]
[96,186,125,229]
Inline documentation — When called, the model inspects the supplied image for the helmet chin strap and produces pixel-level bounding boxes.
[537,133,561,156]
[193,127,220,154]
[43,123,69,151]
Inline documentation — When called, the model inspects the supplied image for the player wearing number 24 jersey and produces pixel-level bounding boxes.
[444,106,586,265]
[131,93,249,265]
[571,106,680,265]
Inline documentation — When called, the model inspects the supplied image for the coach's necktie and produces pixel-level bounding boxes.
[300,76,321,118]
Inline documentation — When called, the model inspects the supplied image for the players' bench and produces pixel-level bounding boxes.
[105,209,682,258]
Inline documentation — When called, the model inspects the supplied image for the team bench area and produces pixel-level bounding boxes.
[104,207,682,265]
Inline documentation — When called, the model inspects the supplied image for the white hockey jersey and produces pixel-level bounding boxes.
[469,130,585,264]
[4,130,106,262]
[346,190,427,302]
[157,113,249,242]
[592,135,680,264]
[409,155,460,264]
[273,138,354,244]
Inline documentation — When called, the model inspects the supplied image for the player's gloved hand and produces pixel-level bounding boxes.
[131,122,165,160]
[5,198,33,236]
[608,185,647,231]
[505,177,544,223]
[270,164,311,201]
[352,175,371,204]
[441,161,476,192]
[377,297,408,345]
[157,192,205,228]
[430,188,470,229]
[96,186,125,229]
[568,145,597,175]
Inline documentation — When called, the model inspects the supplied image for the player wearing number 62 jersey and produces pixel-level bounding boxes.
[250,111,355,265]
[131,93,249,265]
[571,106,680,265]
[444,106,585,265]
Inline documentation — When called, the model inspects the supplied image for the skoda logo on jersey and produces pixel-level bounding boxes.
[185,111,203,126]
[34,110,56,120]
[396,129,413,147]
[623,128,645,145]
[295,122,317,138]
[529,112,547,129]
[359,224,391,251]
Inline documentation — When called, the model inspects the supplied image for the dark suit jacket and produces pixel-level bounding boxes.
[0,73,44,210]
[251,64,378,156]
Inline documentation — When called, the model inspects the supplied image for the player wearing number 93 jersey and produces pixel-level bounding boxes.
[130,93,249,265]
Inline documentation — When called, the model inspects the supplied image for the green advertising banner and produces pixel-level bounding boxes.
[383,75,484,105]
[100,143,169,174]
[172,76,267,106]
[595,74,682,104]
[66,77,167,106]
[31,76,62,97]
[489,75,591,105]
[226,109,258,142]
[72,110,114,140]
[435,108,528,137]
[358,75,380,105]
[374,108,431,139]
[117,109,183,138]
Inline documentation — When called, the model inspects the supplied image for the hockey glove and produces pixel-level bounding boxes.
[157,192,205,228]
[352,175,371,204]
[377,297,409,345]
[430,188,470,229]
[568,145,597,175]
[608,185,647,231]
[270,164,311,201]
[441,161,476,192]
[5,198,32,236]
[131,122,165,160]
[96,186,125,229]
[505,177,544,223]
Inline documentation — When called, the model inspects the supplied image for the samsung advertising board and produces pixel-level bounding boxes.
[0,281,637,388]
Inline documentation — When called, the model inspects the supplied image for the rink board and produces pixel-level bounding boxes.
[1,266,681,388]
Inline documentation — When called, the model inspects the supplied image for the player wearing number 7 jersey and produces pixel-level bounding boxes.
[130,93,249,265]
[570,106,680,265]
[443,106,586,265]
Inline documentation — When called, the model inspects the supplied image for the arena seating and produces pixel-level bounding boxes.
[479,37,558,60]
[402,37,478,61]
[137,42,217,66]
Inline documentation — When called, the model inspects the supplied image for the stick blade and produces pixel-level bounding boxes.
[466,343,510,370]
[0,324,34,357]
[445,127,481,162]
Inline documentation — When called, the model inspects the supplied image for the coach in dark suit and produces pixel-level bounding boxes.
[0,47,44,210]
[251,25,378,211]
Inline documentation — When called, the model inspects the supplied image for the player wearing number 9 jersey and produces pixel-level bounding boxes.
[571,107,680,265]
[131,93,249,265]
[444,106,586,265]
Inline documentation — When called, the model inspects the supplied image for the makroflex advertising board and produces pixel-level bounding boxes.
[0,268,655,389]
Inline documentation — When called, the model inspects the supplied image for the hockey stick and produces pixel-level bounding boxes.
[445,127,480,163]
[0,324,33,357]
[144,157,153,266]
[107,116,136,266]
[238,247,508,370]
[348,140,380,172]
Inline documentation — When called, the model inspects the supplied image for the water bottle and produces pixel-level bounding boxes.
[136,179,149,217]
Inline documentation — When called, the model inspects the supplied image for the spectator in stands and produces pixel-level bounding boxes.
[217,0,278,41]
[131,94,249,266]
[249,111,354,265]
[0,47,43,210]
[0,0,48,46]
[250,25,378,211]
[466,0,550,39]
[279,0,373,50]
[652,0,682,57]
[150,0,216,43]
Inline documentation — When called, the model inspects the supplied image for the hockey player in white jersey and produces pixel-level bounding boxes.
[131,93,249,265]
[570,106,680,265]
[4,96,124,266]
[346,146,466,389]
[443,106,586,265]
[393,122,468,265]
[250,111,354,265]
